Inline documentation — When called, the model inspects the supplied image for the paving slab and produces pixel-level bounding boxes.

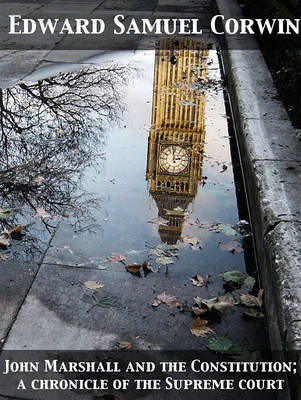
[0,261,38,345]
[42,49,105,63]
[0,60,39,88]
[0,50,50,61]
[0,50,116,88]
[94,0,158,11]
[4,263,266,351]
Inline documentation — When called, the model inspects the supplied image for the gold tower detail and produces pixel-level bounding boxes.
[147,38,209,244]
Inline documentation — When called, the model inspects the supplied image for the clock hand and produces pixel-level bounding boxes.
[172,147,175,163]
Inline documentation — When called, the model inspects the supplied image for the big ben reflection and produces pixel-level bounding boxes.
[146,38,209,244]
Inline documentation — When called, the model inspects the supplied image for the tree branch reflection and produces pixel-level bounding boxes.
[0,63,132,259]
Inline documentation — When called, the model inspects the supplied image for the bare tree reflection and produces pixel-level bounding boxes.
[0,63,132,259]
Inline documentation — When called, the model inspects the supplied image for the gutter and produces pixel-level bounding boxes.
[213,0,301,399]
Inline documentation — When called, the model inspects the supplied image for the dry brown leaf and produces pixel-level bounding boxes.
[218,293,239,304]
[9,224,23,234]
[152,292,180,308]
[218,241,244,254]
[183,236,199,246]
[107,253,127,263]
[190,318,214,338]
[84,281,104,290]
[240,289,264,308]
[186,218,200,226]
[155,256,174,265]
[0,253,8,261]
[244,308,265,319]
[32,176,44,183]
[117,341,132,350]
[125,263,142,275]
[0,232,10,247]
[191,274,210,287]
[192,306,207,316]
[194,293,236,313]
[143,260,154,274]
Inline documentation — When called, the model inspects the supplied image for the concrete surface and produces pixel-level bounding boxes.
[0,0,299,398]
[214,0,301,399]
[0,0,214,51]
[0,43,268,355]
[3,259,265,351]
[0,261,38,346]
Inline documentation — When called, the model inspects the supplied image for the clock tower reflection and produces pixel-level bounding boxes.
[146,38,209,244]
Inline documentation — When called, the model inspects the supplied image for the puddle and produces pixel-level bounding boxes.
[0,41,269,353]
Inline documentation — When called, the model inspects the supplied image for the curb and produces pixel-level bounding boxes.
[214,0,301,399]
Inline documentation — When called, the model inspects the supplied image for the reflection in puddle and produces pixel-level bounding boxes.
[0,63,132,260]
[0,45,268,353]
[147,39,208,244]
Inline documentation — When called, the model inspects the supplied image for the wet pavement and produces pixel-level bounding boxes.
[0,42,270,355]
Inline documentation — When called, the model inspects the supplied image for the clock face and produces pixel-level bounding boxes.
[159,146,189,174]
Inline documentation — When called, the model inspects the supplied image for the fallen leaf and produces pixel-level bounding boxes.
[32,176,44,183]
[221,270,255,290]
[240,289,264,308]
[107,253,127,263]
[82,294,118,308]
[244,308,265,319]
[0,208,17,219]
[0,233,10,247]
[190,318,214,338]
[84,281,104,290]
[215,293,239,310]
[125,263,142,275]
[214,223,238,236]
[35,208,57,219]
[183,236,199,246]
[0,253,8,261]
[190,274,210,287]
[152,292,180,308]
[199,222,238,236]
[218,241,244,254]
[192,306,207,316]
[148,243,178,258]
[9,224,23,234]
[82,293,96,305]
[207,333,243,355]
[142,260,154,274]
[194,293,237,314]
[244,276,256,290]
[155,256,174,265]
[117,341,132,350]
[186,218,200,226]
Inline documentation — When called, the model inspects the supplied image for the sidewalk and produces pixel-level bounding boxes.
[0,0,215,351]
